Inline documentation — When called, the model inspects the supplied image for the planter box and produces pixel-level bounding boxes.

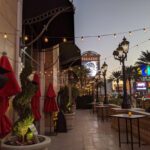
[64,113,75,130]
[1,135,51,150]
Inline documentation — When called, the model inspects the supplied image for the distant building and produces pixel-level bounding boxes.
[82,51,100,77]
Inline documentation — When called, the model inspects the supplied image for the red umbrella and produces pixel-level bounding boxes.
[0,54,21,96]
[44,83,59,113]
[0,53,21,138]
[31,73,41,121]
[44,83,59,134]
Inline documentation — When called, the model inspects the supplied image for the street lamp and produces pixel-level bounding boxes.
[101,61,108,104]
[113,37,131,108]
[95,70,101,102]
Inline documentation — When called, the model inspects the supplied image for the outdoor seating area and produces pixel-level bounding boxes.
[1,0,150,150]
[48,109,150,150]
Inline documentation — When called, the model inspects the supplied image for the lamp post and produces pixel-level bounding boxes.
[95,71,101,103]
[113,37,131,108]
[101,61,108,104]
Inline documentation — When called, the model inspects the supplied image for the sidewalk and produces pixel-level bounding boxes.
[49,110,150,150]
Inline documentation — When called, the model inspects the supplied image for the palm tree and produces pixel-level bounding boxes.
[125,66,135,104]
[136,50,150,66]
[109,71,121,95]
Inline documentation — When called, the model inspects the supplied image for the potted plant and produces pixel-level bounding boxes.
[58,86,79,130]
[1,59,51,150]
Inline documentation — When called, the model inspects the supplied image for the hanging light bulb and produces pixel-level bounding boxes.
[63,37,67,42]
[143,28,147,32]
[4,33,8,39]
[113,33,117,38]
[44,37,49,43]
[24,35,28,41]
[129,31,132,36]
[81,36,84,41]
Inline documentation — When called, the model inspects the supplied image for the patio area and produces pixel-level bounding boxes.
[49,109,150,150]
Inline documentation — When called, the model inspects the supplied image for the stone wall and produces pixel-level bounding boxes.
[0,0,17,64]
[0,0,20,123]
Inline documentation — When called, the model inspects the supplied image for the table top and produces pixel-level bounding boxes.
[111,114,146,119]
[88,102,101,105]
[96,104,109,108]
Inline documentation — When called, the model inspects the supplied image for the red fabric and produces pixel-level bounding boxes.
[0,97,11,138]
[44,83,59,113]
[0,55,21,96]
[31,73,41,121]
[0,55,21,137]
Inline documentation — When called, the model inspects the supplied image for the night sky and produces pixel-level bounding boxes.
[73,0,150,76]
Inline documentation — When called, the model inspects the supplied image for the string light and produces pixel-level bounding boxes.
[18,25,150,42]
[44,37,49,43]
[113,33,117,38]
[1,26,150,71]
[24,35,28,41]
[81,36,84,41]
[143,28,147,32]
[3,33,8,39]
[63,37,67,42]
[129,31,132,36]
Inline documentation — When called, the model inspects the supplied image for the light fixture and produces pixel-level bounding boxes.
[4,33,8,39]
[129,31,132,36]
[121,37,129,53]
[112,37,131,108]
[143,28,147,32]
[114,33,117,38]
[63,37,67,42]
[44,37,49,43]
[81,36,84,41]
[24,35,28,41]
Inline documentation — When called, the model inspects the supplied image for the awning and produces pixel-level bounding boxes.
[23,0,73,21]
[59,42,81,69]
[23,0,74,49]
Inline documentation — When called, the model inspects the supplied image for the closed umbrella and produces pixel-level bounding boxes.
[31,73,41,121]
[44,83,59,135]
[44,83,59,113]
[0,53,21,138]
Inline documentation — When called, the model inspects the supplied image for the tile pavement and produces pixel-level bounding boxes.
[48,110,150,150]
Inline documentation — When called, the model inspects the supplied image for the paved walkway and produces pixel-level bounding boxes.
[49,110,150,150]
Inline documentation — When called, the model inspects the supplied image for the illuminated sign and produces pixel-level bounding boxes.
[82,51,100,77]
[82,57,99,61]
[82,61,98,76]
[137,65,150,76]
[136,82,147,90]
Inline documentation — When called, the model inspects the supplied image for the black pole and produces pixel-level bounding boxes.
[122,60,131,108]
[96,83,99,102]
[103,73,108,104]
[129,77,132,106]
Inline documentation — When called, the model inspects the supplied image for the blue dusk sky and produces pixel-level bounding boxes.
[73,0,150,76]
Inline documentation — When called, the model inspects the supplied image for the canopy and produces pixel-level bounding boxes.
[0,54,21,137]
[31,73,41,121]
[23,0,74,49]
[44,83,59,113]
[59,42,81,69]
